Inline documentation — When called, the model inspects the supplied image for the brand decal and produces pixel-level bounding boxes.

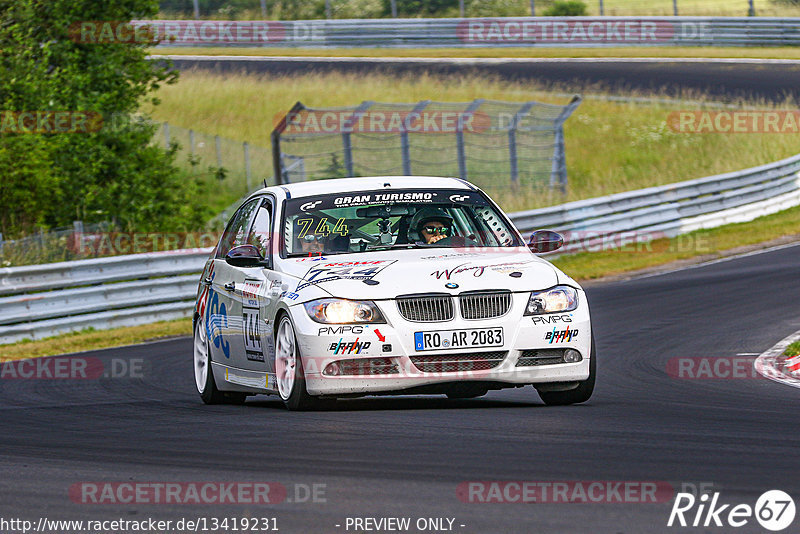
[545,326,578,344]
[329,338,371,355]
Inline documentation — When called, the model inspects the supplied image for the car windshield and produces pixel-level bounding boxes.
[282,188,522,257]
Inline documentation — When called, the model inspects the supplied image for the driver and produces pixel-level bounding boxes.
[410,208,453,245]
[293,217,327,254]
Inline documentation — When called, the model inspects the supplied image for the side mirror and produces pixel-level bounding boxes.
[528,230,564,253]
[225,244,266,267]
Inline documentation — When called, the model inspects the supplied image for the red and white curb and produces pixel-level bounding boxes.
[754,329,800,389]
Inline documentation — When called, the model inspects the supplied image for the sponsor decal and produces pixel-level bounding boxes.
[280,291,299,301]
[545,326,578,344]
[205,289,230,359]
[299,200,322,211]
[449,194,470,202]
[297,260,395,291]
[430,263,485,280]
[531,314,573,325]
[333,192,436,207]
[242,279,262,308]
[420,252,479,260]
[329,338,371,355]
[294,255,328,262]
[196,261,215,319]
[318,325,364,335]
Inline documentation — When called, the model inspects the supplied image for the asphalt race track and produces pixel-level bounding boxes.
[1,243,799,533]
[165,56,800,103]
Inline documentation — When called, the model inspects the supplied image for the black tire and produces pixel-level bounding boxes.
[538,334,596,406]
[275,314,322,411]
[194,320,246,405]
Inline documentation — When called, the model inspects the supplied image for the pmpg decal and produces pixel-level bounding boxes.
[545,326,578,344]
[531,314,573,325]
[205,290,231,359]
[329,338,371,355]
[296,260,395,291]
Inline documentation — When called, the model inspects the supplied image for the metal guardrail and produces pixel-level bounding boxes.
[148,17,800,48]
[1,151,800,345]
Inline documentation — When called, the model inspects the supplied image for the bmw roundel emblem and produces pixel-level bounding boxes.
[445,282,459,289]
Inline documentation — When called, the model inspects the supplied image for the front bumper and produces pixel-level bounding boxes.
[291,291,592,396]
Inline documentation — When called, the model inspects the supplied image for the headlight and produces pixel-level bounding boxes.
[304,299,385,324]
[524,286,578,315]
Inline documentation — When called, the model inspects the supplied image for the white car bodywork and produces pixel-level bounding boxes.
[193,176,593,405]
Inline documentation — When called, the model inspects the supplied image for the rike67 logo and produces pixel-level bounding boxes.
[668,490,795,531]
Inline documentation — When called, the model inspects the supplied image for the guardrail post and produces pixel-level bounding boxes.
[459,0,465,17]
[390,0,397,17]
[550,96,582,193]
[325,0,331,19]
[260,0,267,17]
[530,0,535,16]
[457,99,485,181]
[599,0,604,16]
[189,129,195,155]
[342,101,374,178]
[749,0,755,16]
[215,135,222,167]
[673,0,678,16]
[402,100,431,176]
[508,102,535,186]
[244,142,251,192]
[163,123,170,149]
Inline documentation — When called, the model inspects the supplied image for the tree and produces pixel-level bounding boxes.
[0,0,209,237]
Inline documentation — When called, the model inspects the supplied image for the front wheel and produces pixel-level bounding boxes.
[275,314,321,411]
[537,334,596,406]
[194,320,246,405]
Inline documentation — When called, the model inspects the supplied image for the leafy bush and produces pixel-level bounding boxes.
[543,0,587,16]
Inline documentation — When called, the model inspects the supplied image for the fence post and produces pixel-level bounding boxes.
[390,0,397,17]
[325,0,331,19]
[749,0,755,16]
[550,96,582,193]
[599,0,604,16]
[459,0,465,17]
[508,102,535,186]
[530,0,535,16]
[260,0,267,17]
[342,101,374,178]
[163,123,170,149]
[215,135,222,167]
[192,0,199,18]
[244,142,251,192]
[457,99,485,182]
[0,233,4,256]
[401,100,431,176]
[189,129,195,155]
[673,0,678,16]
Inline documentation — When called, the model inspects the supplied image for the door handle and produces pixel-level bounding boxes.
[224,282,236,291]
[203,277,212,286]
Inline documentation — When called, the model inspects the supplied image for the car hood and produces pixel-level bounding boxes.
[280,248,560,301]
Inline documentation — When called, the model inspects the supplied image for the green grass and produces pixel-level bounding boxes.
[145,70,800,212]
[0,319,192,360]
[785,341,800,358]
[551,203,800,279]
[151,46,800,60]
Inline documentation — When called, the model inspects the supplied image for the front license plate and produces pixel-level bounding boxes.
[414,328,504,351]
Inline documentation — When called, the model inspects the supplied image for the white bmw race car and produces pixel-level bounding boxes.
[193,176,595,410]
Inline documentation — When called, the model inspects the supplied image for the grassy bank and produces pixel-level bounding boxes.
[145,70,799,212]
[151,46,800,60]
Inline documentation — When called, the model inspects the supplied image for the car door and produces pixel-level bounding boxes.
[207,197,261,366]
